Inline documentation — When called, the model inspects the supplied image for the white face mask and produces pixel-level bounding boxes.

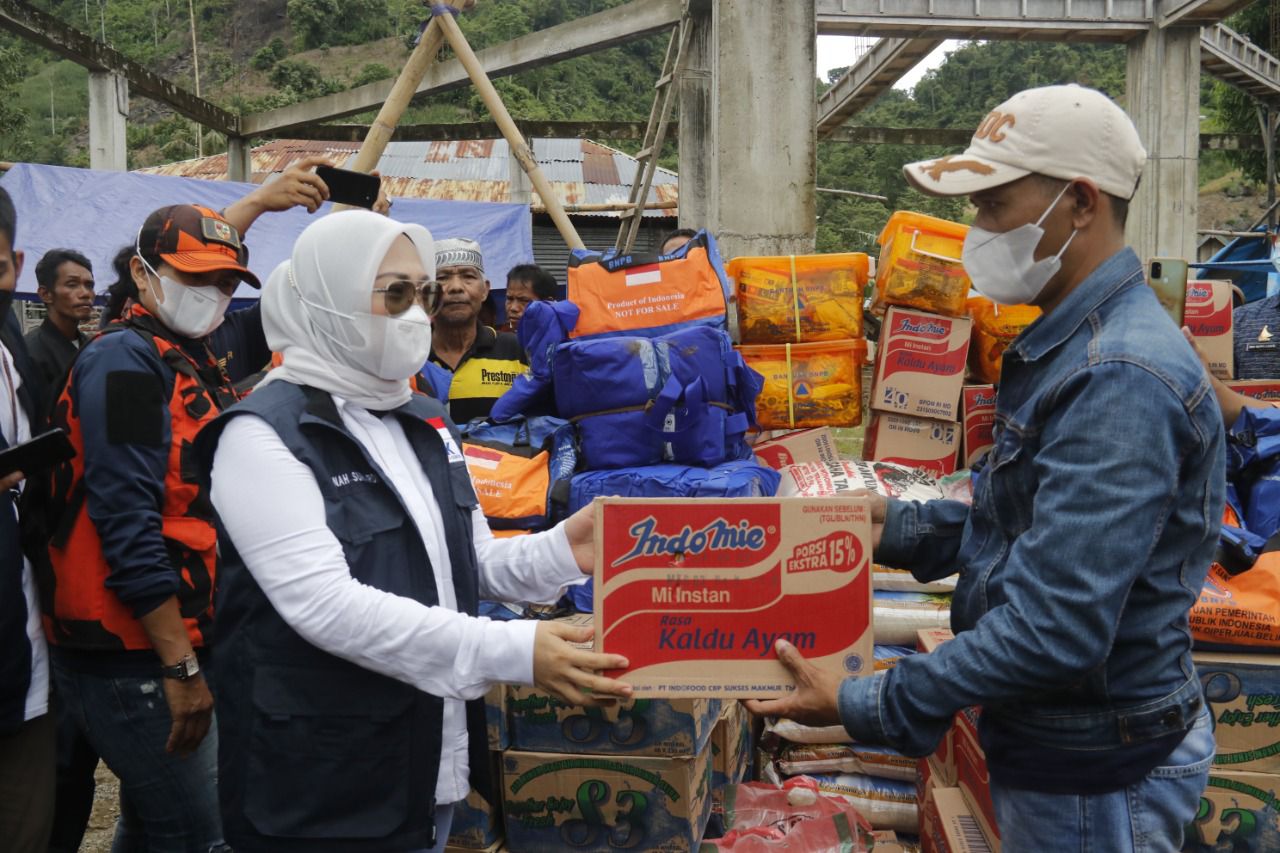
[961,183,1078,306]
[347,305,434,381]
[138,256,232,339]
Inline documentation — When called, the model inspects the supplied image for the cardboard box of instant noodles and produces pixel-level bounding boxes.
[593,497,873,698]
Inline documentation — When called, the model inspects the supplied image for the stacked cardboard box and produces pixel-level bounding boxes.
[501,673,721,852]
[445,686,509,852]
[1187,652,1280,850]
[916,630,1001,853]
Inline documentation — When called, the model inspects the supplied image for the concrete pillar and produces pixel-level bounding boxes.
[227,137,253,183]
[707,0,816,259]
[1125,26,1199,263]
[676,0,712,230]
[508,139,533,207]
[88,71,128,171]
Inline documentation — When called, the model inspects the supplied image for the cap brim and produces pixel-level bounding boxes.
[162,251,261,289]
[903,153,1032,197]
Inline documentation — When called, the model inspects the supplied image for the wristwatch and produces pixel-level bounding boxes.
[161,653,200,681]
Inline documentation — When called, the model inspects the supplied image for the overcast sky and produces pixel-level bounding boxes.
[815,37,962,93]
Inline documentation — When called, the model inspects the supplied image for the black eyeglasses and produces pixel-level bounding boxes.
[373,278,443,316]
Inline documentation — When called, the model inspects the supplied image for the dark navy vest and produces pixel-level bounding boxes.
[196,380,490,853]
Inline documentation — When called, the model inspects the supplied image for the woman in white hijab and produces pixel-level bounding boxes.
[198,210,630,853]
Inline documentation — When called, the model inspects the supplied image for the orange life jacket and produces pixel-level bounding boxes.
[43,309,238,651]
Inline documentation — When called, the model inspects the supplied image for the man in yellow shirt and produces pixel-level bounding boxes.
[428,238,525,423]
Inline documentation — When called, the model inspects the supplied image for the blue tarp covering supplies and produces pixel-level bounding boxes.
[1,163,533,299]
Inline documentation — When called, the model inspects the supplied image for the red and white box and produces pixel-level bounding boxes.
[954,707,1000,851]
[873,306,972,421]
[1185,280,1233,379]
[1226,379,1280,403]
[962,385,996,468]
[753,427,839,470]
[594,497,874,698]
[865,412,960,479]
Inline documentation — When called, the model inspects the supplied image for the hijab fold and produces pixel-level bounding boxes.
[259,210,435,411]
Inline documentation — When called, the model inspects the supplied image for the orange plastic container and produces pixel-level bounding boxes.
[738,339,867,429]
[728,253,868,344]
[966,295,1041,384]
[874,211,971,318]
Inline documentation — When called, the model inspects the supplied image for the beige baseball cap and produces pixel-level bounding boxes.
[903,84,1147,200]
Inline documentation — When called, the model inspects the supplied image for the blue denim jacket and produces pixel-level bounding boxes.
[838,247,1224,758]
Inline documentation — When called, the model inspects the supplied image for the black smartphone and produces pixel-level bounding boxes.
[0,428,75,479]
[315,165,381,210]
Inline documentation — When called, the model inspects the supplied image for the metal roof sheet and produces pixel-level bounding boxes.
[136,137,678,217]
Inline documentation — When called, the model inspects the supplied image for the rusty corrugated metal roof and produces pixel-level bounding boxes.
[136,137,678,218]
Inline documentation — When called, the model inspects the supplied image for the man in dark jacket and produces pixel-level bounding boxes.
[24,249,93,394]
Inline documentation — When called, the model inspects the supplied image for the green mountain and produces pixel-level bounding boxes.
[0,0,1265,252]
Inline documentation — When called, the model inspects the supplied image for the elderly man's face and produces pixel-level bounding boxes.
[436,263,489,328]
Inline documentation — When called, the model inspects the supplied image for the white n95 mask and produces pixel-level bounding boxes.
[961,183,1078,306]
[347,305,434,381]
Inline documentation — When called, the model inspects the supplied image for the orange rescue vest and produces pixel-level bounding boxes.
[44,310,238,651]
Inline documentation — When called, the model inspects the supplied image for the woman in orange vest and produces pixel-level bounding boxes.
[40,201,284,852]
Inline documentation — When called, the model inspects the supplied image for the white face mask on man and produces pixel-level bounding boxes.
[961,183,1078,306]
[137,255,232,339]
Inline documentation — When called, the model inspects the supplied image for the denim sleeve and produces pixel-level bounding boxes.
[876,498,970,582]
[76,335,177,618]
[839,362,1200,756]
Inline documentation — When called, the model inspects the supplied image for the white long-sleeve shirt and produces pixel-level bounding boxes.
[209,399,583,804]
[0,340,47,723]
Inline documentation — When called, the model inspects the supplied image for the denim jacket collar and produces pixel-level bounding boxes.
[1010,247,1145,364]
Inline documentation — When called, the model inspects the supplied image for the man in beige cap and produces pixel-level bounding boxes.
[748,85,1224,851]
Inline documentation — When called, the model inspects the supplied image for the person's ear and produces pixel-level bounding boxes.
[1069,180,1101,231]
[12,250,23,283]
[129,256,153,295]
[36,286,53,307]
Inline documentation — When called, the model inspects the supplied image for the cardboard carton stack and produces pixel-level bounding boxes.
[730,253,871,431]
[494,609,728,852]
[915,630,999,853]
[1187,651,1280,849]
[445,686,509,852]
[865,212,977,480]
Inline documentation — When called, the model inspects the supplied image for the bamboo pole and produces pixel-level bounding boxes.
[347,12,456,174]
[433,9,585,251]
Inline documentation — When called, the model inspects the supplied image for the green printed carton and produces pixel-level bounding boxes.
[501,744,713,853]
[1195,651,1280,773]
[1183,770,1280,852]
[506,686,721,757]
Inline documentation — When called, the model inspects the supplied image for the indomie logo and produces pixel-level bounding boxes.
[613,516,767,567]
[897,317,950,338]
[1188,285,1212,301]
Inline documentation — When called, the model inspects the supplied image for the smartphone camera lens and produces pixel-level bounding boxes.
[1151,262,1163,279]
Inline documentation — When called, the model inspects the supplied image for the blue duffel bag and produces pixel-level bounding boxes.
[563,459,782,612]
[552,325,763,469]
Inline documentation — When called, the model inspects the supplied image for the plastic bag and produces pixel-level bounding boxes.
[764,717,853,746]
[808,773,918,834]
[703,776,874,852]
[778,459,941,502]
[776,743,916,783]
[873,591,952,645]
[873,567,957,594]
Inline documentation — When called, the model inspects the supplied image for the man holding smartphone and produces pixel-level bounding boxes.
[747,85,1224,852]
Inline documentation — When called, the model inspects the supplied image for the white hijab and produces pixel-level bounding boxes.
[259,210,435,411]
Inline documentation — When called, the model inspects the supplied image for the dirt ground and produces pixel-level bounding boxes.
[79,763,122,853]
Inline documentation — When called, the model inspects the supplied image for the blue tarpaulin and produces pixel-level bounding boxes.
[1,163,533,299]
[1192,228,1277,304]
